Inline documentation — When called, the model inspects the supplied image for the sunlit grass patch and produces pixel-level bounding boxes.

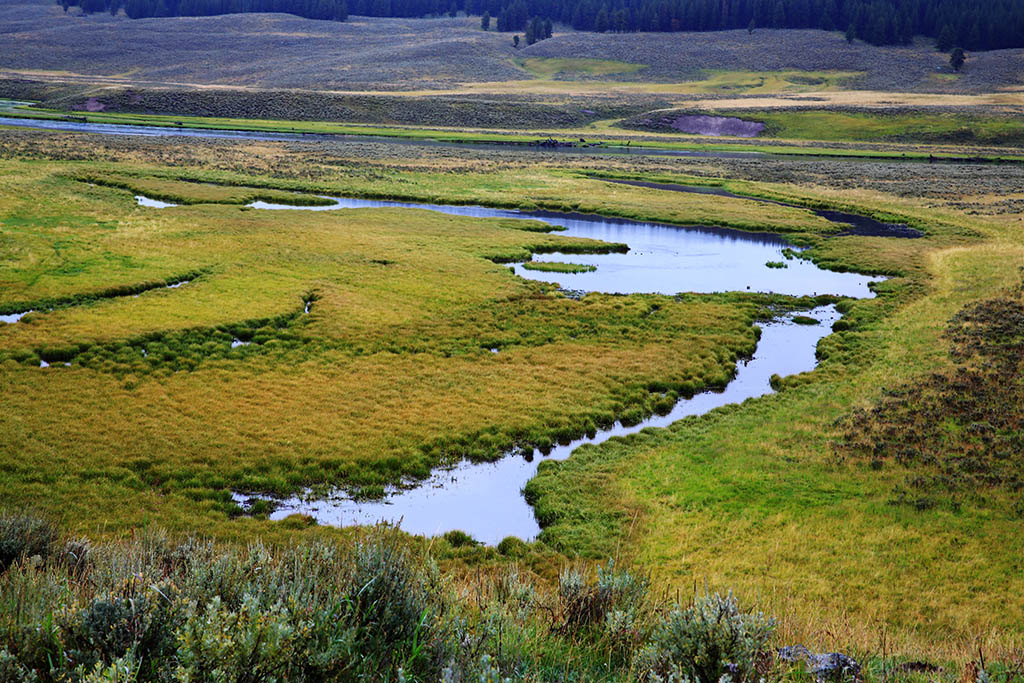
[76,172,335,206]
[680,69,861,94]
[517,57,647,79]
[0,157,787,539]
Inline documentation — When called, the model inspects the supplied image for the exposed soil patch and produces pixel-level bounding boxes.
[652,114,766,137]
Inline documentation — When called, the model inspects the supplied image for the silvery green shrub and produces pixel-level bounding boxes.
[635,591,774,683]
[559,559,648,635]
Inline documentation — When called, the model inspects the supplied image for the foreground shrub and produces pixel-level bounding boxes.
[555,559,650,664]
[0,514,790,681]
[0,513,59,573]
[0,521,444,682]
[635,591,775,683]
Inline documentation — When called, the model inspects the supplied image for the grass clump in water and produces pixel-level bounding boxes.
[521,261,597,274]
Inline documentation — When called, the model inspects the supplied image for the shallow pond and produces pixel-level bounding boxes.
[249,196,880,298]
[0,311,31,324]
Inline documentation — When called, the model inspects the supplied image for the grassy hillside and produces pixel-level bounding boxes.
[2,0,1023,95]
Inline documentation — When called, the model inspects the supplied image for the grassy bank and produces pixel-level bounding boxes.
[14,511,1004,682]
[623,107,1024,147]
[1,127,1022,667]
[5,104,1024,163]
[0,156,834,540]
[526,179,1024,658]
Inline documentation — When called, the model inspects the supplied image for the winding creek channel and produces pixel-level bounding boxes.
[133,192,891,543]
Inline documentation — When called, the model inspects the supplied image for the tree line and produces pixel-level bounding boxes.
[62,0,348,22]
[461,0,1022,51]
[62,0,1024,51]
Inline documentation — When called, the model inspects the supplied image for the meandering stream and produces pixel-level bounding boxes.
[234,305,838,544]
[123,192,881,543]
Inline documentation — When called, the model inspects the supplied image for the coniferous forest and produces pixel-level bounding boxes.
[60,0,1024,52]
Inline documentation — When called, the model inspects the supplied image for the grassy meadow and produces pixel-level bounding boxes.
[623,107,1024,147]
[0,121,1023,679]
[7,101,1024,164]
[526,175,1024,659]
[1,153,839,539]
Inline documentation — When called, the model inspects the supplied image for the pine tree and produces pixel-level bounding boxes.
[845,22,855,42]
[481,9,489,28]
[949,46,965,71]
[771,1,785,27]
[936,24,955,51]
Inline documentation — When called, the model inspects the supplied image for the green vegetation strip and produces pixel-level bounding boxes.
[6,106,1024,163]
[521,261,597,273]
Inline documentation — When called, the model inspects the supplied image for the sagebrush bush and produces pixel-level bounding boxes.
[0,521,447,682]
[0,513,59,573]
[634,591,775,683]
[559,559,648,640]
[0,514,787,682]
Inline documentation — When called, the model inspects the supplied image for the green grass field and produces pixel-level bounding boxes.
[517,57,648,78]
[1,121,1023,678]
[2,155,839,539]
[7,100,1024,163]
[723,109,1024,147]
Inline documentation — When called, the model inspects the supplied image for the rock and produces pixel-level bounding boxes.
[898,660,942,674]
[778,645,861,682]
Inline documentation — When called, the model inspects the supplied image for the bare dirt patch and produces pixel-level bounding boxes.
[632,113,766,137]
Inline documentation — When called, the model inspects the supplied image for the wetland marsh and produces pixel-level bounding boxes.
[1,115,1023,671]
